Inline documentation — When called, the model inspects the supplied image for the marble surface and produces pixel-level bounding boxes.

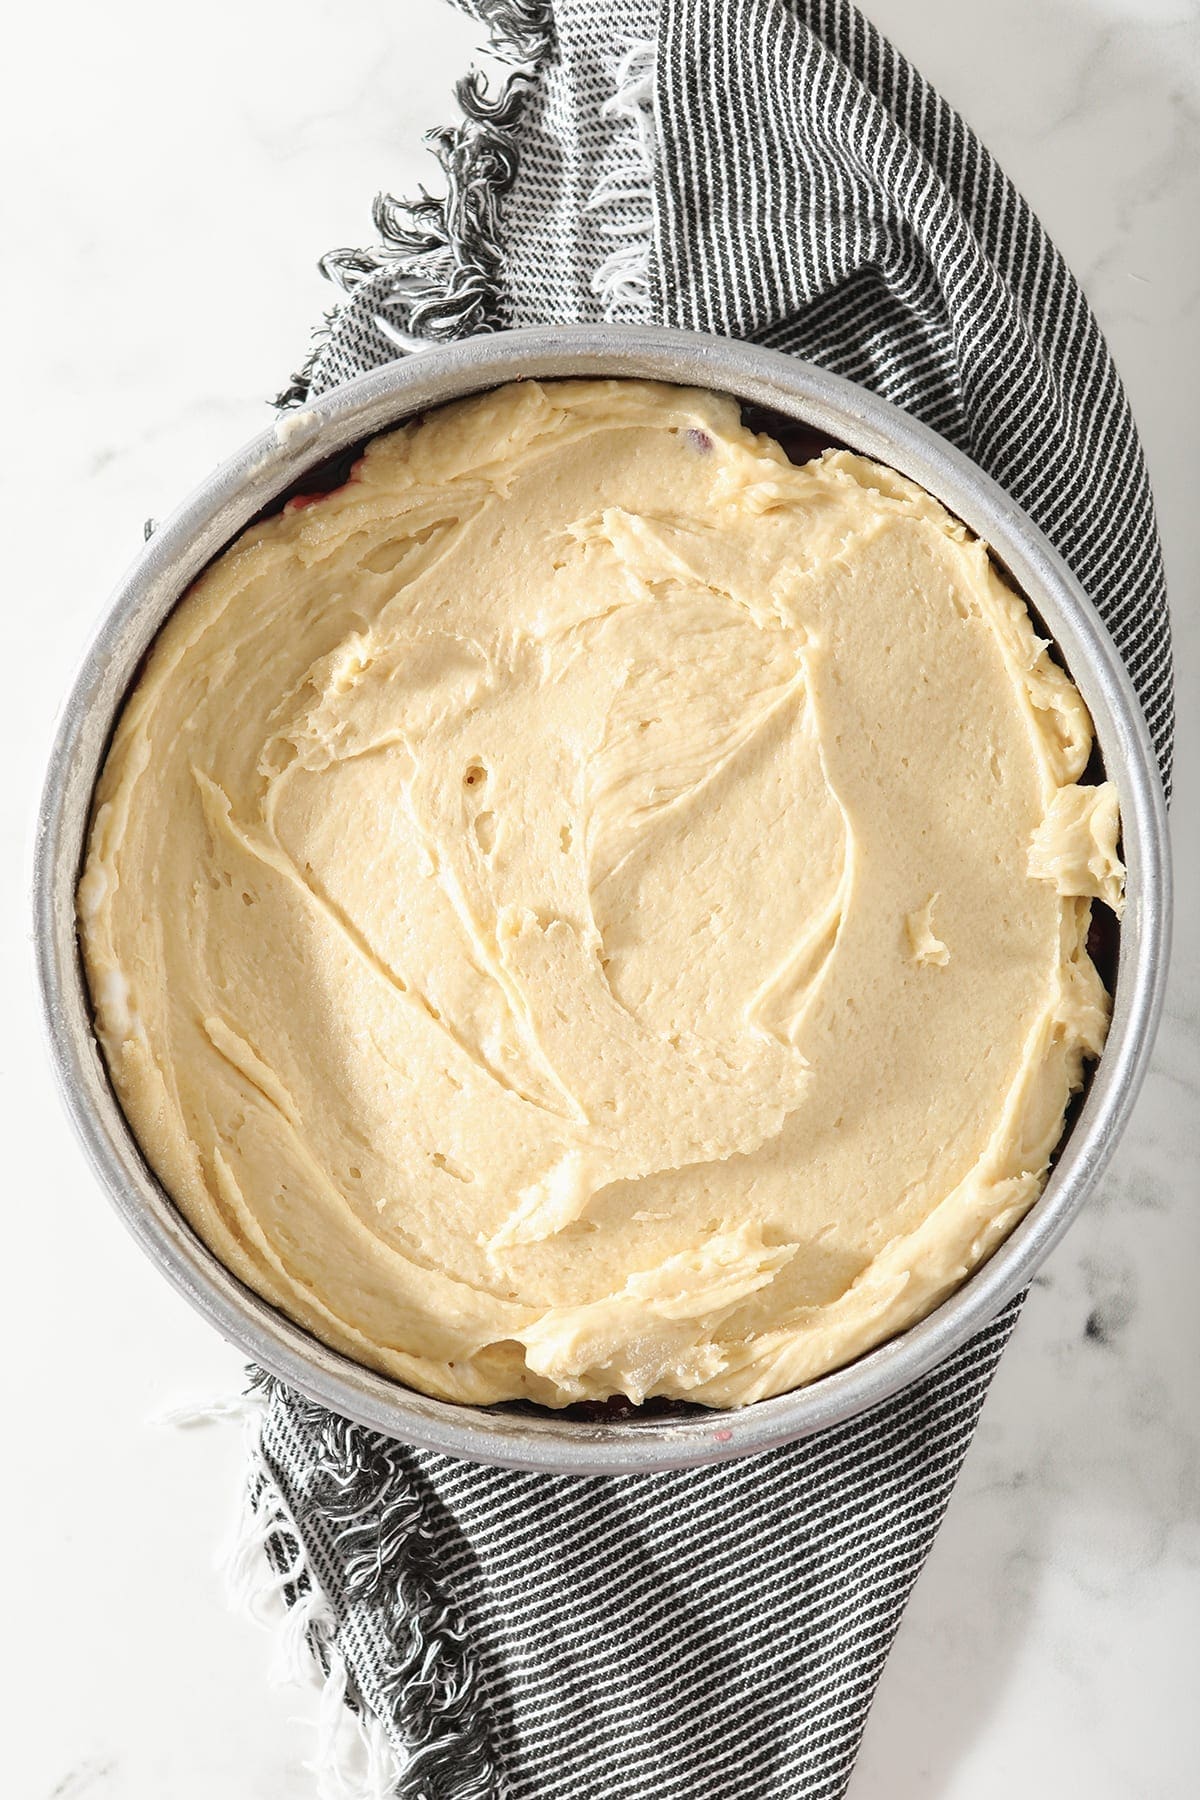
[4,1,1197,1794]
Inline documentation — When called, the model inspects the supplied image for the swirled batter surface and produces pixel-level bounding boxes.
[79,379,1123,1407]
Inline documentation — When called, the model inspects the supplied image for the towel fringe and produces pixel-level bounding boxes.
[232,1375,500,1800]
[224,1385,408,1800]
[148,1390,262,1429]
[588,39,657,316]
[276,0,555,408]
[160,1385,411,1799]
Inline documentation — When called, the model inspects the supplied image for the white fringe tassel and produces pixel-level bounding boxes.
[588,40,657,316]
[148,1391,262,1429]
[222,1404,405,1800]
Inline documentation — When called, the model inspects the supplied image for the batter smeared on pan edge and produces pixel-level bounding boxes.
[79,380,1123,1407]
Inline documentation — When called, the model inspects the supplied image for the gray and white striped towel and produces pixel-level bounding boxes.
[244,4,1173,1797]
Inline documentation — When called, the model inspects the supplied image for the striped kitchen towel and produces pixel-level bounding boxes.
[236,4,1173,1797]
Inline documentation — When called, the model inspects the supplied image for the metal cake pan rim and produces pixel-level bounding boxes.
[34,323,1172,1473]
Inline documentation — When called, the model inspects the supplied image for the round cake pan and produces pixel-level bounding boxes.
[34,324,1171,1474]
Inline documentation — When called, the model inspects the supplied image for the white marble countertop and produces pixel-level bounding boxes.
[5,1,1197,1794]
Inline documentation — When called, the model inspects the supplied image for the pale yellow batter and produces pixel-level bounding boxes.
[79,379,1123,1408]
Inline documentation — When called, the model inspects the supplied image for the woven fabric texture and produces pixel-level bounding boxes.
[247,4,1173,1797]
